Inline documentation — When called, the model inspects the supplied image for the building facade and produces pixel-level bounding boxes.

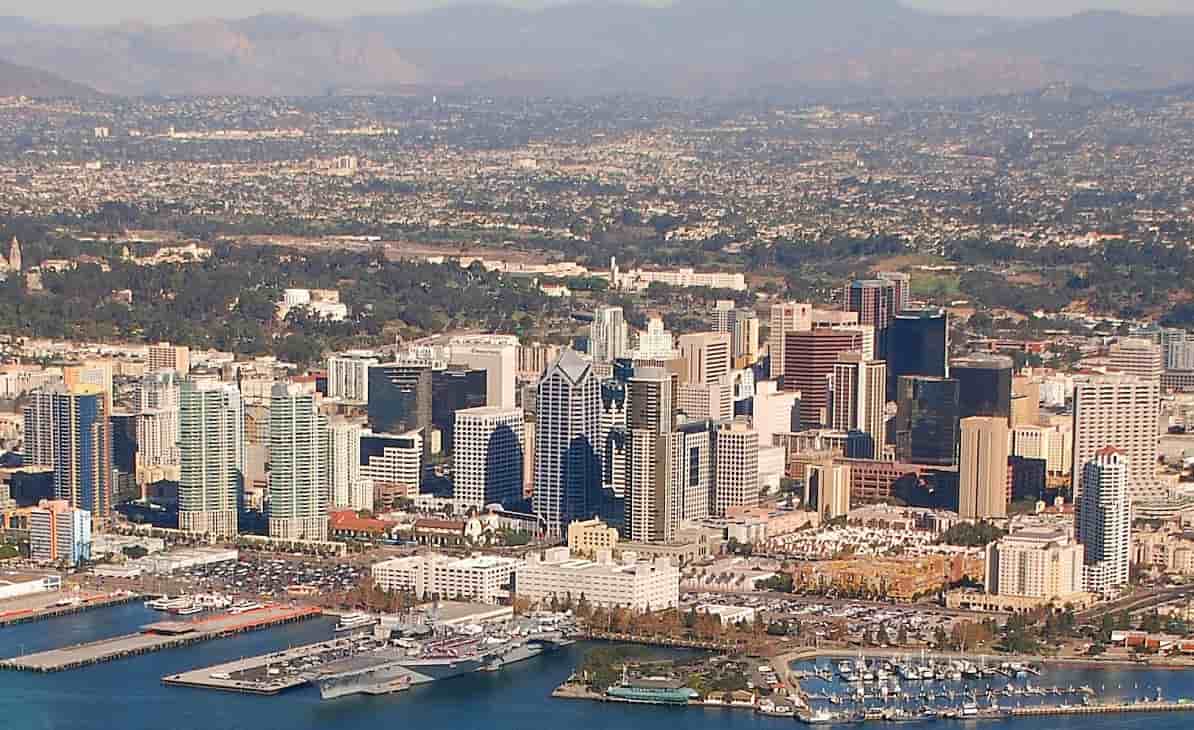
[268,384,330,541]
[178,380,244,537]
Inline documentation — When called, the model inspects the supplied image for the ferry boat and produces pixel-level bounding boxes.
[228,601,265,614]
[175,604,204,616]
[146,596,193,611]
[335,613,378,632]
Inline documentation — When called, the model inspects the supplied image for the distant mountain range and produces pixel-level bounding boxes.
[1,1,1193,99]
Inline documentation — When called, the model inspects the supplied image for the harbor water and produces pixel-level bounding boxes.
[4,603,1194,729]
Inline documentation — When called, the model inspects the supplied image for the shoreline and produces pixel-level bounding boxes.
[795,647,1194,671]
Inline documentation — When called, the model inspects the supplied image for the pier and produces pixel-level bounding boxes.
[0,591,142,627]
[162,638,352,695]
[1009,702,1194,717]
[0,604,322,673]
[581,629,739,652]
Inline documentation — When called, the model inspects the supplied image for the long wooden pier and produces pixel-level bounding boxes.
[0,592,142,627]
[1,605,322,673]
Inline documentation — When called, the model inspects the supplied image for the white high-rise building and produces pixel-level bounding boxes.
[453,407,525,508]
[633,316,678,360]
[676,377,733,422]
[1159,328,1194,371]
[178,380,244,537]
[590,307,629,363]
[1072,375,1160,501]
[327,351,378,402]
[449,335,518,409]
[147,343,190,376]
[328,418,366,510]
[1108,338,1163,384]
[769,302,813,379]
[714,421,759,516]
[678,332,731,386]
[1077,448,1132,595]
[985,527,1084,600]
[268,383,330,541]
[829,353,886,459]
[533,350,600,535]
[753,380,798,449]
[136,370,182,470]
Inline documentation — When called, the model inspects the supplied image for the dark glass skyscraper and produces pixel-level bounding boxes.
[887,308,947,400]
[432,368,487,453]
[367,364,432,436]
[895,376,960,466]
[953,355,1014,421]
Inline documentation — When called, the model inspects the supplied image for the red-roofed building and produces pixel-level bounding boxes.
[328,511,394,542]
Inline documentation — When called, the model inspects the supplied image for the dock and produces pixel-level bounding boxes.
[162,638,353,695]
[1009,702,1194,717]
[0,591,142,627]
[0,604,321,673]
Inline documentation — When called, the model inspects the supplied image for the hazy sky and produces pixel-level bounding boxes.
[9,0,1192,26]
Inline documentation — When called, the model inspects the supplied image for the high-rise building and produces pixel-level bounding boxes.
[714,421,760,516]
[28,499,91,566]
[268,383,330,542]
[361,430,422,494]
[894,376,960,466]
[985,527,1084,600]
[752,380,799,449]
[178,380,244,537]
[1108,338,1163,385]
[632,316,679,360]
[710,301,758,364]
[781,328,864,427]
[804,457,851,520]
[959,416,1010,520]
[844,279,897,356]
[599,379,629,498]
[24,385,112,525]
[877,271,911,312]
[453,407,525,508]
[887,308,947,400]
[676,377,733,422]
[627,419,716,542]
[953,355,1014,421]
[1158,328,1194,371]
[829,354,887,459]
[627,367,676,434]
[449,336,518,409]
[1010,376,1041,427]
[517,343,562,379]
[326,351,378,402]
[328,418,366,510]
[1077,448,1132,595]
[1072,375,1161,501]
[147,342,191,376]
[432,367,488,453]
[533,350,601,536]
[768,301,813,379]
[367,364,433,438]
[678,332,731,386]
[136,370,181,471]
[590,306,629,363]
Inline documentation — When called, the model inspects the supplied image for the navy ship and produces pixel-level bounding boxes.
[316,623,573,700]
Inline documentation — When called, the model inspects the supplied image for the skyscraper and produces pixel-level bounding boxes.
[1108,338,1163,385]
[1077,448,1131,595]
[1072,375,1161,501]
[677,332,731,386]
[328,417,366,510]
[29,499,90,566]
[533,350,601,536]
[367,364,432,437]
[895,376,960,466]
[804,457,851,520]
[782,328,864,427]
[887,308,947,399]
[877,271,911,312]
[449,335,518,409]
[268,383,330,541]
[768,301,813,379]
[959,416,1010,520]
[830,353,887,459]
[453,407,525,508]
[23,385,113,525]
[431,367,488,453]
[590,306,629,363]
[147,342,191,376]
[326,351,378,402]
[844,279,897,357]
[178,380,244,537]
[136,370,181,471]
[628,367,676,434]
[710,301,759,364]
[632,316,678,361]
[953,355,1014,421]
[714,421,760,516]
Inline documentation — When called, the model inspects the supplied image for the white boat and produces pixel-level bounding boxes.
[146,597,193,611]
[175,604,203,616]
[335,613,378,632]
[229,601,264,614]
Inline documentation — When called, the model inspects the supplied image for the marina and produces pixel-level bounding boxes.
[0,589,142,627]
[0,604,321,672]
